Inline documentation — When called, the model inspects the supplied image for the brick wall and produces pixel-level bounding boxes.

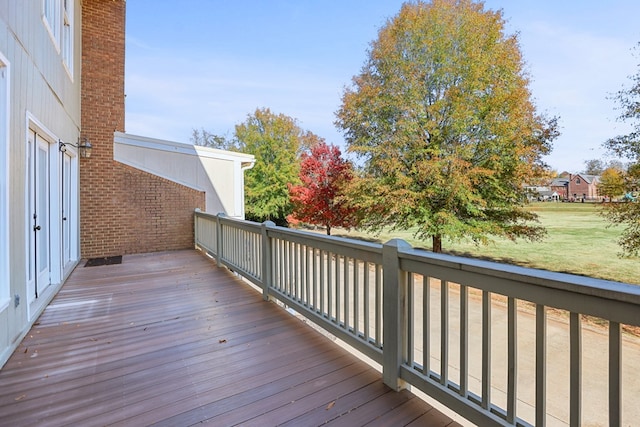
[569,175,599,200]
[112,163,204,254]
[81,1,205,257]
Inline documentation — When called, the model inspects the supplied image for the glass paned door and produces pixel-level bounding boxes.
[27,130,51,303]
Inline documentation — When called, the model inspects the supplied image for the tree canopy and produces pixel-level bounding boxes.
[235,108,317,224]
[288,142,357,235]
[190,128,236,151]
[602,42,640,257]
[335,0,558,252]
[597,167,626,199]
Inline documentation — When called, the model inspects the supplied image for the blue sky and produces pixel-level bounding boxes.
[125,1,640,173]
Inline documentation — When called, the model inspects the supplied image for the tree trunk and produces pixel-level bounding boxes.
[432,234,442,253]
[326,225,331,235]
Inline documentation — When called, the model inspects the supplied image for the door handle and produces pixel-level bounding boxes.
[34,225,41,231]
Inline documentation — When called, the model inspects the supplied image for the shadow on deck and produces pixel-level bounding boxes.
[0,250,462,426]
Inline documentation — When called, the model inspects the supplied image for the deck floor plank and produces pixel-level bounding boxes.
[0,249,458,426]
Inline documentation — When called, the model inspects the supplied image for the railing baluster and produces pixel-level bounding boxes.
[423,276,430,376]
[335,254,341,325]
[311,248,317,310]
[507,297,517,424]
[260,222,272,300]
[354,259,360,337]
[291,242,296,299]
[570,312,581,427]
[299,243,303,302]
[375,264,382,347]
[610,321,621,427]
[278,239,283,293]
[441,280,449,386]
[286,240,291,294]
[295,243,300,301]
[327,252,333,321]
[407,273,414,368]
[344,256,350,330]
[482,290,492,410]
[289,241,294,297]
[255,232,259,275]
[364,261,370,343]
[536,304,546,427]
[320,250,325,316]
[459,284,468,397]
[306,246,311,307]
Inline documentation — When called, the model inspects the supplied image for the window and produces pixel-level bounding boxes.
[61,0,74,75]
[0,54,9,309]
[43,0,61,46]
[576,178,581,184]
[43,0,74,77]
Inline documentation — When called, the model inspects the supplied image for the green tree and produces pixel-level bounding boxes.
[190,128,236,151]
[235,108,314,225]
[598,167,626,199]
[335,0,558,252]
[583,159,605,175]
[602,43,640,256]
[582,158,627,176]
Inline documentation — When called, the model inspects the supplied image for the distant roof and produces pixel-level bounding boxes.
[574,174,599,183]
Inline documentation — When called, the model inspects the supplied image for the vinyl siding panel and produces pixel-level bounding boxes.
[0,0,82,368]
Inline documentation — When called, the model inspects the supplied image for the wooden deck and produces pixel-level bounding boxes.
[0,250,461,426]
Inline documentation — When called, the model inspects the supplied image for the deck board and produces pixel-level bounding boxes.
[0,249,459,426]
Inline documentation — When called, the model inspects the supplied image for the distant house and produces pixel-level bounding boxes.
[548,174,600,201]
[524,185,560,201]
[550,177,570,200]
[568,174,600,201]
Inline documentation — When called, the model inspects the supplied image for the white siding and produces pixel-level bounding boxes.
[0,0,82,368]
[114,132,255,218]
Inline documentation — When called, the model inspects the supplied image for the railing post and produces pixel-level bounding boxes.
[215,213,226,266]
[261,221,275,301]
[194,208,201,249]
[382,238,411,391]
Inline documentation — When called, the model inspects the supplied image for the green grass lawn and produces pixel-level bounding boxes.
[330,202,640,285]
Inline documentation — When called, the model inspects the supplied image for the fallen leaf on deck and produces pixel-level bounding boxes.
[23,348,28,354]
[90,338,98,342]
[218,339,227,343]
[326,400,336,410]
[15,394,26,401]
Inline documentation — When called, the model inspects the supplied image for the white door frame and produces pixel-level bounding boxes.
[61,149,79,273]
[25,115,66,317]
[0,52,9,311]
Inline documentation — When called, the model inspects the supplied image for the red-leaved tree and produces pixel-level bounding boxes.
[288,142,357,235]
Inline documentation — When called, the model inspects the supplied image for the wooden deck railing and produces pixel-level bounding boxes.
[194,210,640,427]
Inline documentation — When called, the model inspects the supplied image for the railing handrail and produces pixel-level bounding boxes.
[401,246,640,304]
[201,210,640,306]
[194,210,640,427]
